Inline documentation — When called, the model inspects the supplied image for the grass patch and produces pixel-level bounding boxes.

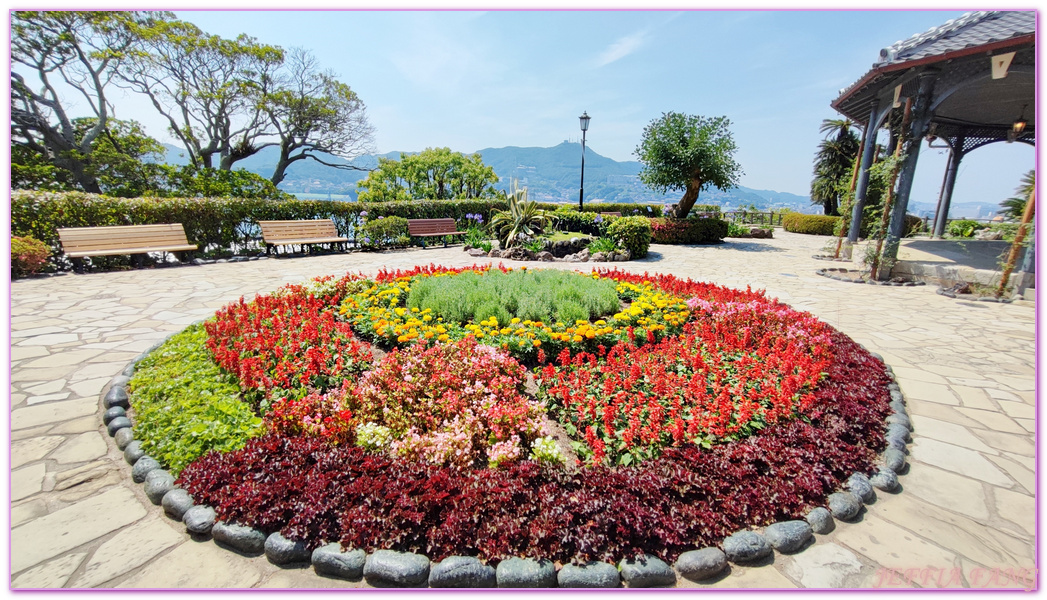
[128,323,263,475]
[405,269,620,325]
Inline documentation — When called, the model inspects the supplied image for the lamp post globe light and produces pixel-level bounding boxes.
[578,111,590,210]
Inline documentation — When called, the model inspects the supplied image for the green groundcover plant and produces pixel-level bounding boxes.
[128,324,263,475]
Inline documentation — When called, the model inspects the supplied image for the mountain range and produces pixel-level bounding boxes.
[162,141,818,212]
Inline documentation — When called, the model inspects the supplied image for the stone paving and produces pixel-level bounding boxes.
[8,231,1037,589]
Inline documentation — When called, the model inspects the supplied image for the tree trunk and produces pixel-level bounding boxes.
[271,147,291,186]
[53,154,102,194]
[676,180,703,218]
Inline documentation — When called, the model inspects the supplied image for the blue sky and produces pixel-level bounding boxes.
[68,10,1040,213]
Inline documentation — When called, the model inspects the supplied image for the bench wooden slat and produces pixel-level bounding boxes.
[407,219,465,236]
[261,233,347,242]
[65,245,198,258]
[258,219,347,254]
[259,219,347,245]
[57,224,197,259]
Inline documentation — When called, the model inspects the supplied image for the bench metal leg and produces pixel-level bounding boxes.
[71,257,85,274]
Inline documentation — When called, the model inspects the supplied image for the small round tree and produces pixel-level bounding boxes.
[634,112,742,218]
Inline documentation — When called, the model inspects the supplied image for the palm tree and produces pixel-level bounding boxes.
[810,119,860,216]
[999,170,1035,221]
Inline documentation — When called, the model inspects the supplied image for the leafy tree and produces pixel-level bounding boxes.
[167,167,292,200]
[810,119,860,216]
[11,145,75,192]
[634,112,742,218]
[357,147,500,202]
[999,170,1035,221]
[11,11,170,193]
[12,118,169,197]
[263,48,375,186]
[118,18,283,170]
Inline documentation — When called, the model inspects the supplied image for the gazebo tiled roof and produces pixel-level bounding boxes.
[875,10,1034,66]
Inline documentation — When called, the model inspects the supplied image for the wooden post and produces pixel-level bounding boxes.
[834,124,869,258]
[870,98,912,280]
[996,188,1036,298]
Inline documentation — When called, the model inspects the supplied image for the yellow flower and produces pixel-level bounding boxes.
[533,340,541,347]
[572,335,583,343]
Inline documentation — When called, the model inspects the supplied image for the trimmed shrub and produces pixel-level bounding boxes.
[548,208,604,236]
[11,235,50,278]
[359,216,410,249]
[650,218,728,245]
[605,216,653,258]
[537,203,663,218]
[782,213,841,236]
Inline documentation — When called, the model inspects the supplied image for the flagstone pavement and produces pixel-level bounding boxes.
[8,231,1037,589]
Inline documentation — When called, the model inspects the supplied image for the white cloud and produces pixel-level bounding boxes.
[595,29,648,67]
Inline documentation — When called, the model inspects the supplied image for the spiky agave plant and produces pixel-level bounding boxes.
[490,179,549,248]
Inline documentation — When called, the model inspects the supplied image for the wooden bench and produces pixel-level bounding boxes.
[258,219,348,255]
[57,224,198,271]
[600,212,622,218]
[407,218,466,247]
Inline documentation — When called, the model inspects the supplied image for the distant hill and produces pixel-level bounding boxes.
[161,141,819,212]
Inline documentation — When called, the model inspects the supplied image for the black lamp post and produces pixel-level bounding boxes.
[578,111,590,210]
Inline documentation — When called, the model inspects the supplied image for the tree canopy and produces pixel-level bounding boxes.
[118,18,284,170]
[356,148,500,202]
[11,11,170,193]
[634,112,742,218]
[11,10,374,198]
[264,48,375,185]
[810,119,860,216]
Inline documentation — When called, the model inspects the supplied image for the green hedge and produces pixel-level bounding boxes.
[535,203,664,218]
[544,204,663,237]
[11,190,512,267]
[606,216,653,258]
[650,218,728,245]
[782,213,841,236]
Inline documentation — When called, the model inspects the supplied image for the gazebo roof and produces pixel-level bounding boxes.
[832,11,1035,129]
[875,11,1034,66]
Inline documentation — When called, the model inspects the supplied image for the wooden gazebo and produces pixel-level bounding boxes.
[832,10,1035,254]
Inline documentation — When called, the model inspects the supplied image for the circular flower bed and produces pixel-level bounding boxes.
[132,265,892,566]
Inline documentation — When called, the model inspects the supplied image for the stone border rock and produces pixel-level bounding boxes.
[816,267,927,287]
[101,330,912,588]
[465,244,632,264]
[811,254,851,262]
[935,287,1013,303]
